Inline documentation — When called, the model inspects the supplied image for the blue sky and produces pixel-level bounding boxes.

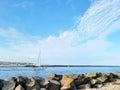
[0,0,120,65]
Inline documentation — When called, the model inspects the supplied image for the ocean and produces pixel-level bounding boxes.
[0,67,120,79]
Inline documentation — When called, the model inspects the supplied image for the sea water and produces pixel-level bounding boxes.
[0,67,120,79]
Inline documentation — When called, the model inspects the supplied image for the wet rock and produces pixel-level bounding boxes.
[15,84,25,90]
[48,80,60,90]
[2,80,16,90]
[60,75,74,90]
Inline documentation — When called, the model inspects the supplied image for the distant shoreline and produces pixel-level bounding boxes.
[0,65,120,67]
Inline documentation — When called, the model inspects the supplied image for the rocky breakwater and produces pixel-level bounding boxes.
[1,72,120,90]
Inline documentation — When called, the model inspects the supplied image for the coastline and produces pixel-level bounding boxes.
[0,72,120,90]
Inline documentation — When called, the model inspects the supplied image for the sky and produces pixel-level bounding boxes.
[0,0,120,65]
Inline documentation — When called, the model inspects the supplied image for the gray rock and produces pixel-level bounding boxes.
[48,80,60,90]
[2,80,16,90]
[75,77,90,85]
[26,77,36,87]
[90,79,98,85]
[6,77,16,82]
[40,78,50,86]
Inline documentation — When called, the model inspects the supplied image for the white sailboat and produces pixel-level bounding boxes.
[32,50,45,71]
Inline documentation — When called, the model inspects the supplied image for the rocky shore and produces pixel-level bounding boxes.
[1,72,120,90]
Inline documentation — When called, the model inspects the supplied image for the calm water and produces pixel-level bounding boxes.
[0,67,120,79]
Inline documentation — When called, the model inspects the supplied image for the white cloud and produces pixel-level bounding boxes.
[0,0,120,65]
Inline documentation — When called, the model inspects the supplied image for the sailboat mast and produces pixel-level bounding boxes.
[38,50,41,67]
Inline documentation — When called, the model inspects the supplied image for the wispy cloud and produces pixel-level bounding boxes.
[13,1,34,9]
[0,0,120,65]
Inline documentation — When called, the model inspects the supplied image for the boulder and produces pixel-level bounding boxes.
[96,73,108,83]
[75,77,90,85]
[40,78,50,86]
[16,76,29,86]
[6,77,16,82]
[96,73,103,77]
[2,80,16,90]
[90,79,98,85]
[48,80,60,90]
[15,84,25,90]
[26,77,36,87]
[114,72,120,79]
[60,75,74,90]
[0,79,4,89]
[107,73,117,82]
[84,73,97,78]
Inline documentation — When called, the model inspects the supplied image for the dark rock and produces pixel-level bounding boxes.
[75,77,90,85]
[70,82,77,90]
[48,80,60,90]
[107,73,117,82]
[55,74,62,80]
[52,77,61,81]
[96,73,102,77]
[0,79,4,89]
